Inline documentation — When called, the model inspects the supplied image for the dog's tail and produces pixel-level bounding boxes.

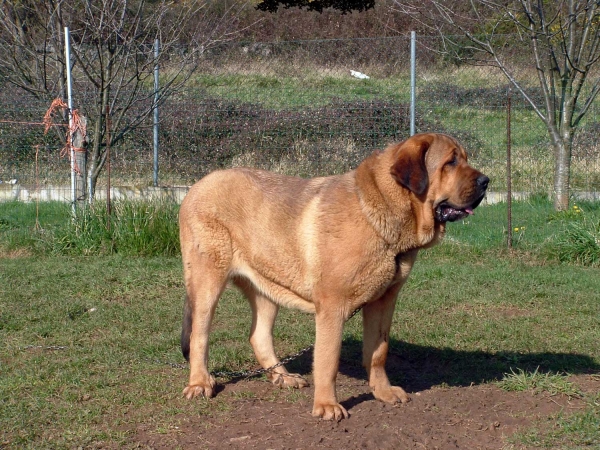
[181,294,192,362]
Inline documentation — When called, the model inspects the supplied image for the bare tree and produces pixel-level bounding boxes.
[0,0,247,200]
[392,0,600,210]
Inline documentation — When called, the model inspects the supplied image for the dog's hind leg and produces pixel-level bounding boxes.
[181,223,230,400]
[240,282,309,389]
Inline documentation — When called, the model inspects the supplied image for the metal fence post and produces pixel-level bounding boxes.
[507,87,513,249]
[64,26,76,215]
[153,39,160,187]
[410,31,416,136]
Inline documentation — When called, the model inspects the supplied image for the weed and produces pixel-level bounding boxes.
[549,210,600,267]
[497,368,582,398]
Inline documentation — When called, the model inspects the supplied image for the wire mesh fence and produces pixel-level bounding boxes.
[1,35,599,246]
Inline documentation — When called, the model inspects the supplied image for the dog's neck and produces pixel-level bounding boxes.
[355,151,443,252]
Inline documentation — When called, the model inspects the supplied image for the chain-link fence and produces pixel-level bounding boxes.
[1,35,599,212]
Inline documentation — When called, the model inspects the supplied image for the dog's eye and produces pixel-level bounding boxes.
[447,154,457,167]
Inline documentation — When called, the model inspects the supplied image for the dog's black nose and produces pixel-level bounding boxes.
[476,175,489,189]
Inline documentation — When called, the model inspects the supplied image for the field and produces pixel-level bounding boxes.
[1,199,600,449]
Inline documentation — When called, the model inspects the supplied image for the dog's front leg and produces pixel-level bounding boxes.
[311,307,348,421]
[362,285,411,405]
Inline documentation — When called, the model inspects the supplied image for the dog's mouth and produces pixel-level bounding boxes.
[435,194,485,223]
[435,203,473,222]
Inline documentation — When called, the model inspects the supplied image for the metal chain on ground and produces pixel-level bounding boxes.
[147,345,314,378]
[19,345,69,351]
[152,305,364,379]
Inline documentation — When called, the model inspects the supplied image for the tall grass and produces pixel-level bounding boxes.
[2,198,600,265]
[550,207,600,267]
[0,200,180,257]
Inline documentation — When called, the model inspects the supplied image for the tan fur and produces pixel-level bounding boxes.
[179,133,488,421]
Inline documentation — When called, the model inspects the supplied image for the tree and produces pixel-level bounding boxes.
[0,0,245,200]
[392,0,600,210]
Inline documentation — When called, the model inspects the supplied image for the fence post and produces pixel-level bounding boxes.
[64,26,76,215]
[153,39,160,187]
[410,31,416,136]
[507,87,513,249]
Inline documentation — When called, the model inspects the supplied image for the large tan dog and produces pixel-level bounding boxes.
[179,133,488,421]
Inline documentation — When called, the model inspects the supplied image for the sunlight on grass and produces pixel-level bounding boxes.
[1,198,600,447]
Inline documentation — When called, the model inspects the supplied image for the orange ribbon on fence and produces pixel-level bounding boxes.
[43,98,87,174]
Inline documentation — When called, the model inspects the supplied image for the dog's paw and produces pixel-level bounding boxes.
[183,376,216,399]
[312,402,349,421]
[372,385,411,404]
[271,372,309,389]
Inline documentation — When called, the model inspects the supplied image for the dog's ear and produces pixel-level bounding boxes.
[390,135,432,196]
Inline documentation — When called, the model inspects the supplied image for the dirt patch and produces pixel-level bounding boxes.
[131,371,597,449]
[0,247,33,258]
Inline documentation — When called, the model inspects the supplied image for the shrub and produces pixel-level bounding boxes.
[549,210,600,267]
[46,201,180,257]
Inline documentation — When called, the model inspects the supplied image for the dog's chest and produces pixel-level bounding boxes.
[342,250,413,306]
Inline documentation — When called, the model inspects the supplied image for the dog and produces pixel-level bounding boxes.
[179,133,488,421]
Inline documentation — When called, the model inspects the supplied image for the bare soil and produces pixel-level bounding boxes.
[131,361,598,450]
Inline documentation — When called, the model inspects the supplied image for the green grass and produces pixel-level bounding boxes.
[2,195,599,259]
[0,200,180,257]
[1,247,599,447]
[497,368,582,397]
[186,72,412,109]
[512,393,600,448]
[549,209,600,267]
[1,199,600,447]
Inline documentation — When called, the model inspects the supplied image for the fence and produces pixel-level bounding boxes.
[1,35,599,208]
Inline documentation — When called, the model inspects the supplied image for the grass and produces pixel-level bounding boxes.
[1,247,599,447]
[550,211,600,267]
[512,392,600,448]
[0,200,180,257]
[1,200,600,447]
[186,71,412,109]
[498,368,582,397]
[2,194,600,258]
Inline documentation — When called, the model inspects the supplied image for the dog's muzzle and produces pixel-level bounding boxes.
[435,175,489,223]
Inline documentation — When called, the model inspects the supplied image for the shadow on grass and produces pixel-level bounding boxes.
[280,336,599,392]
[210,336,598,410]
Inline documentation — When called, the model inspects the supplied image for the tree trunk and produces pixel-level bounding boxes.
[87,114,103,201]
[88,48,113,201]
[72,115,88,204]
[552,136,572,211]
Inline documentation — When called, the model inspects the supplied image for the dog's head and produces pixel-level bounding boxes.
[390,133,489,223]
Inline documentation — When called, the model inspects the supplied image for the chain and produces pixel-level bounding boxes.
[152,305,364,379]
[211,345,314,379]
[19,345,69,351]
